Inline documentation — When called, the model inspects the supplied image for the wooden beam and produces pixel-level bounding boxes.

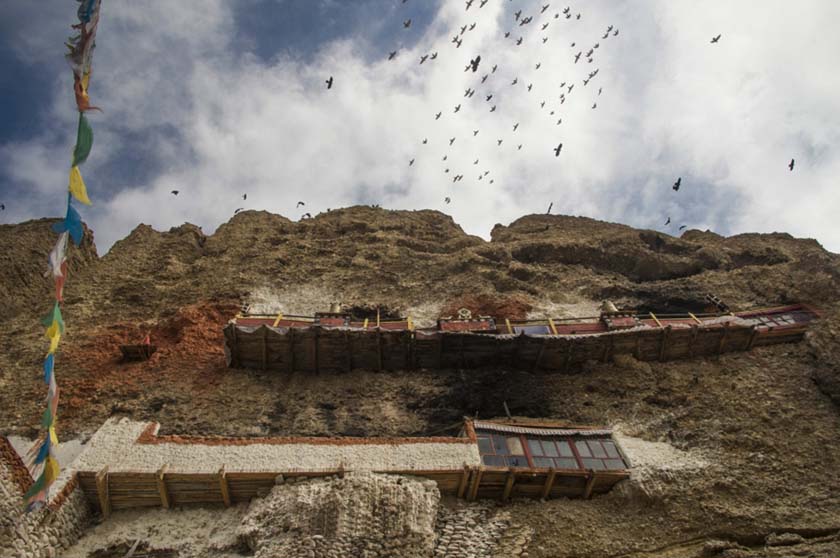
[540,468,557,500]
[717,322,730,355]
[583,472,597,499]
[272,312,284,327]
[457,465,470,499]
[548,318,558,335]
[261,327,268,370]
[467,467,483,501]
[218,466,231,507]
[658,326,671,361]
[156,464,170,509]
[96,466,111,518]
[649,312,663,328]
[501,469,516,502]
[745,325,759,350]
[363,318,369,330]
[688,312,702,325]
[505,318,513,334]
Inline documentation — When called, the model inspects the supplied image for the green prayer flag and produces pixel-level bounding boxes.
[72,113,93,166]
[41,407,53,428]
[41,302,65,334]
[23,472,46,502]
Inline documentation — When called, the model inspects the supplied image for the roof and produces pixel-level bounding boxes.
[471,420,613,437]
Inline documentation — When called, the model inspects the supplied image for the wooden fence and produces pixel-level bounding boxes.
[76,465,627,517]
[224,319,809,373]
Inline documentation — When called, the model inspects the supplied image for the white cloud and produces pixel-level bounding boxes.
[2,0,838,253]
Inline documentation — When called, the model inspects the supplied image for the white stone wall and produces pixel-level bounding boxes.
[71,418,480,474]
[0,441,92,558]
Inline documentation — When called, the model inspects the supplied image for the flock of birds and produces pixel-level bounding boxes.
[0,2,800,234]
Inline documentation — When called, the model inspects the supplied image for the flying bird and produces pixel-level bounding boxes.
[517,144,523,150]
[547,202,553,214]
[296,201,305,207]
[450,137,456,145]
[542,22,549,30]
[515,9,522,20]
[420,54,429,64]
[435,111,442,120]
[409,159,415,166]
[563,6,570,13]
[445,197,451,204]
[614,29,619,36]
[574,52,581,63]
[325,76,333,89]
[511,78,518,85]
[442,155,448,161]
[541,4,550,13]
[461,24,468,35]
[497,139,503,145]
[466,0,473,9]
[513,122,519,131]
[455,37,463,48]
[490,105,496,112]
[486,94,493,101]
[388,51,397,60]
[543,37,549,43]
[567,84,574,93]
[470,55,481,72]
[556,119,562,125]
[576,13,580,19]
[505,31,511,38]
[474,129,480,136]
[673,177,682,191]
[481,74,489,83]
[527,83,533,91]
[789,158,795,171]
[403,19,412,28]
[535,62,541,69]
[516,37,523,45]
[492,64,498,73]
[170,190,179,196]
[480,0,488,6]
[591,103,597,109]
[302,212,312,219]
[679,225,687,231]
[469,23,477,31]
[602,32,609,39]
[422,138,428,144]
[243,194,247,200]
[598,87,602,95]
[540,101,545,108]
[583,78,590,86]
[711,34,721,43]
[430,52,438,60]
[474,158,479,164]
[554,143,562,156]
[664,217,671,225]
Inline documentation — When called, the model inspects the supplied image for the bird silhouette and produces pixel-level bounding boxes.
[486,94,493,101]
[455,38,463,48]
[422,138,428,144]
[296,201,305,207]
[388,51,397,60]
[607,25,614,32]
[556,119,562,125]
[602,32,609,39]
[403,19,412,28]
[513,123,519,131]
[435,112,442,120]
[554,143,562,156]
[535,62,541,70]
[542,37,548,43]
[492,64,498,73]
[541,4,550,13]
[473,129,479,136]
[243,194,247,200]
[598,87,602,95]
[505,31,511,38]
[515,9,522,20]
[583,78,590,86]
[511,78,518,85]
[465,0,473,9]
[547,202,553,214]
[567,84,574,93]
[614,29,619,36]
[430,52,438,60]
[302,212,312,219]
[664,217,671,225]
[563,6,570,13]
[497,139,503,146]
[673,177,682,191]
[474,159,479,165]
[450,137,456,145]
[171,190,179,196]
[409,159,415,166]
[481,74,488,83]
[516,37,523,45]
[445,197,451,204]
[574,52,581,63]
[480,0,488,6]
[235,208,245,214]
[326,76,333,89]
[517,144,523,150]
[490,105,496,112]
[420,54,429,64]
[445,168,450,173]
[542,22,549,30]
[711,34,721,43]
[527,83,533,91]
[576,13,580,19]
[540,101,545,108]
[469,23,476,31]
[442,155,448,161]
[679,225,687,231]
[789,158,795,171]
[470,55,481,72]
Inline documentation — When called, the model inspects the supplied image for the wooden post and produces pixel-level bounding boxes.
[272,312,284,327]
[501,469,516,502]
[377,329,383,371]
[548,318,558,335]
[156,464,170,509]
[658,326,671,362]
[288,327,295,372]
[313,327,320,374]
[583,472,597,499]
[96,466,111,518]
[717,322,730,355]
[505,318,513,334]
[745,326,759,350]
[467,467,483,501]
[261,327,268,370]
[649,312,663,328]
[688,312,702,325]
[218,466,231,507]
[457,465,470,499]
[540,468,557,500]
[688,325,698,358]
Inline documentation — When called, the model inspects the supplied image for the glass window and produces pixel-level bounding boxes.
[477,437,493,455]
[528,439,544,456]
[492,435,510,455]
[543,440,559,457]
[483,455,505,467]
[533,457,554,468]
[554,457,579,470]
[506,436,524,455]
[602,441,620,459]
[575,440,592,458]
[603,459,626,470]
[589,441,607,459]
[507,455,529,468]
[556,441,573,457]
[582,458,605,470]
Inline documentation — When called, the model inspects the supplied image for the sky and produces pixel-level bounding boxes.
[0,0,838,254]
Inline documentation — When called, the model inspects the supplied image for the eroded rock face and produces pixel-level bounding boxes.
[239,473,440,558]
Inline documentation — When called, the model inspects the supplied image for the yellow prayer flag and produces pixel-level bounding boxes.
[49,425,59,445]
[48,332,61,354]
[44,456,60,484]
[69,166,92,205]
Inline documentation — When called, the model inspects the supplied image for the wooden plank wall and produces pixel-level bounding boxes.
[225,322,808,373]
[76,467,629,515]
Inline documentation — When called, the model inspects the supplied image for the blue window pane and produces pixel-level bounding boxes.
[483,455,505,466]
[528,439,544,456]
[602,441,620,459]
[554,458,579,470]
[533,457,554,468]
[492,435,510,455]
[556,441,573,457]
[543,441,559,457]
[603,459,626,470]
[582,458,605,470]
[506,455,529,468]
[477,437,493,455]
[588,441,607,458]
[575,441,591,458]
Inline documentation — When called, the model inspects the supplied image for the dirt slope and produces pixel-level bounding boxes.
[1,207,839,558]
